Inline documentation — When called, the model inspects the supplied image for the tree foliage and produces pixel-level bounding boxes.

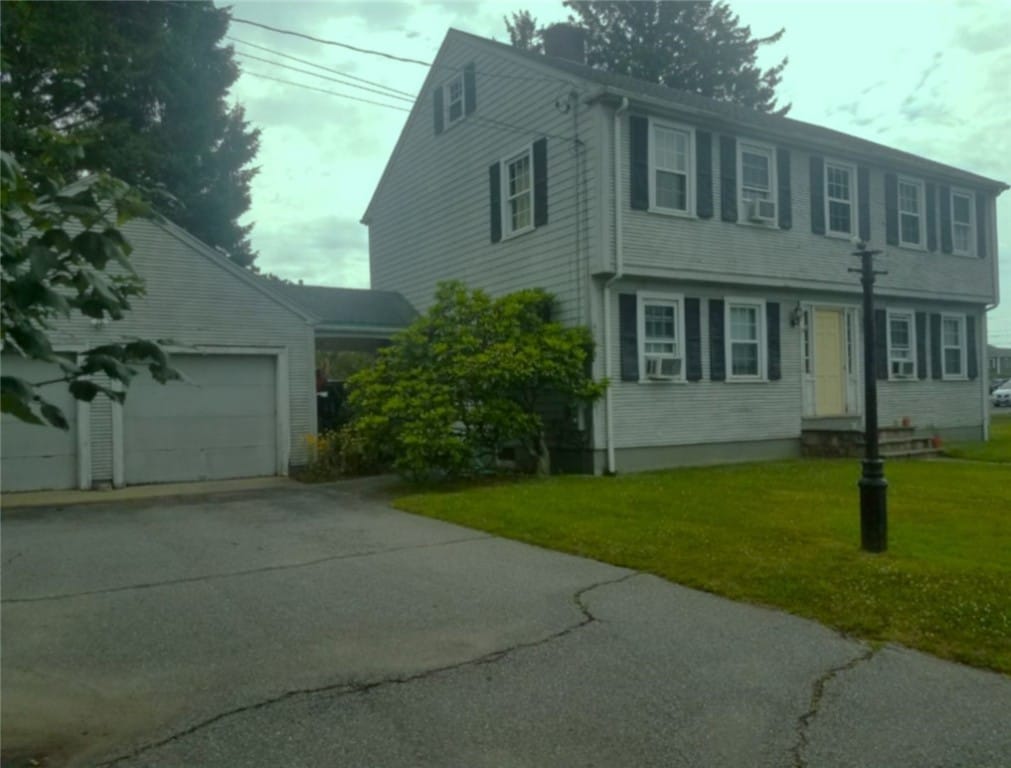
[346,282,606,482]
[0,0,261,266]
[507,1,789,115]
[1,143,178,429]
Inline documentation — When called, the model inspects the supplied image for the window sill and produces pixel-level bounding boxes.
[825,229,856,241]
[895,241,926,252]
[647,206,695,219]
[501,224,535,242]
[951,251,978,259]
[637,378,688,385]
[736,219,780,231]
[941,375,969,382]
[887,377,918,383]
[724,377,770,384]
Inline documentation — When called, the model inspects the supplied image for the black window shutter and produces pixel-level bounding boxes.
[967,315,978,380]
[915,312,927,379]
[875,309,888,381]
[767,302,781,380]
[858,166,870,241]
[709,299,726,381]
[433,87,444,135]
[533,138,548,227]
[939,185,953,254]
[489,162,501,243]
[719,136,737,222]
[930,313,942,379]
[685,297,702,381]
[776,149,791,229]
[885,173,899,245]
[925,183,938,251]
[976,191,987,258]
[619,293,639,381]
[463,63,476,115]
[630,115,649,211]
[810,156,825,235]
[696,131,713,219]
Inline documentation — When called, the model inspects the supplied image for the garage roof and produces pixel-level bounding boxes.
[267,282,417,331]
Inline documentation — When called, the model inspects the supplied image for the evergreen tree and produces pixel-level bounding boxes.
[1,1,261,266]
[508,1,789,115]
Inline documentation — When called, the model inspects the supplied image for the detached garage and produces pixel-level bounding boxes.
[1,218,315,493]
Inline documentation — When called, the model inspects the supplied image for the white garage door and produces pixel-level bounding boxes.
[1,356,79,492]
[123,354,278,485]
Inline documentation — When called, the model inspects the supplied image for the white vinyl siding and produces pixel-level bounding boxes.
[649,119,692,215]
[887,310,916,380]
[825,161,856,237]
[637,292,684,381]
[951,189,974,256]
[898,177,925,248]
[501,145,533,238]
[726,299,766,380]
[941,314,966,379]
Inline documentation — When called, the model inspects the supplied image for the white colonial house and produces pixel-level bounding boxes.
[364,26,1005,473]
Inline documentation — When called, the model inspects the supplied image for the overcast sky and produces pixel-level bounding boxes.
[223,0,1011,345]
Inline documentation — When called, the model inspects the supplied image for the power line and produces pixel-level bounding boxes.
[232,17,433,67]
[229,17,571,85]
[234,51,414,102]
[241,71,411,113]
[227,36,415,98]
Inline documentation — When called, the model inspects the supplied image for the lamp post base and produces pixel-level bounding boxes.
[858,459,888,552]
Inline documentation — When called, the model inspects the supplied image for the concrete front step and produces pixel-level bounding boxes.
[879,447,943,459]
[801,428,940,459]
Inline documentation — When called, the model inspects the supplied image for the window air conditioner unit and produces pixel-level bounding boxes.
[748,198,777,223]
[645,355,680,380]
[892,360,915,378]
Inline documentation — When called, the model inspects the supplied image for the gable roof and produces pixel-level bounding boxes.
[267,282,416,330]
[364,27,1006,222]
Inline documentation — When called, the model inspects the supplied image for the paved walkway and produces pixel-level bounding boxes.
[2,482,1009,767]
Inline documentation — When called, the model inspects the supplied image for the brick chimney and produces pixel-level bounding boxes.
[542,23,586,64]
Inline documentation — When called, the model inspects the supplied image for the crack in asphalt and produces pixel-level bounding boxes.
[1,535,491,604]
[95,571,640,767]
[790,645,879,768]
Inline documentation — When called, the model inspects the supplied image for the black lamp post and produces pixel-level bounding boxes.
[850,241,887,552]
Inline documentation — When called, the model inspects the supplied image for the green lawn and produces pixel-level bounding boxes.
[944,413,1011,462]
[395,460,1011,674]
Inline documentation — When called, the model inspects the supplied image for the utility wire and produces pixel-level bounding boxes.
[241,71,412,113]
[234,51,414,102]
[227,36,415,98]
[230,17,572,84]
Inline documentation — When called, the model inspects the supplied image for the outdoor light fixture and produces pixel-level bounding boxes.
[849,241,888,553]
[789,302,803,327]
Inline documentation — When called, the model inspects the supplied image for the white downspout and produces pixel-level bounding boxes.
[602,96,629,474]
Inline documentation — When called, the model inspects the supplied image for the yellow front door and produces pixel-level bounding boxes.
[814,309,846,416]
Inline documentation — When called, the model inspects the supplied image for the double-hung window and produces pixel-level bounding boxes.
[941,314,966,379]
[726,299,765,379]
[445,74,465,125]
[951,190,975,256]
[649,120,692,214]
[887,311,915,380]
[638,293,684,381]
[738,141,776,223]
[502,147,533,237]
[825,161,856,237]
[897,177,925,248]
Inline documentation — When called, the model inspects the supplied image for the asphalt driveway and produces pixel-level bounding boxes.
[2,480,1009,767]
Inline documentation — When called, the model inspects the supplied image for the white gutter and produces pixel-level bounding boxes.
[602,96,629,474]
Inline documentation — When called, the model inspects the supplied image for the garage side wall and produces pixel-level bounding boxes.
[46,219,315,477]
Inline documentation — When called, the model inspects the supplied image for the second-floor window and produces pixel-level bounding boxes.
[825,161,856,237]
[951,190,975,256]
[503,147,533,236]
[887,311,916,380]
[898,178,925,248]
[649,120,692,214]
[738,141,776,224]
